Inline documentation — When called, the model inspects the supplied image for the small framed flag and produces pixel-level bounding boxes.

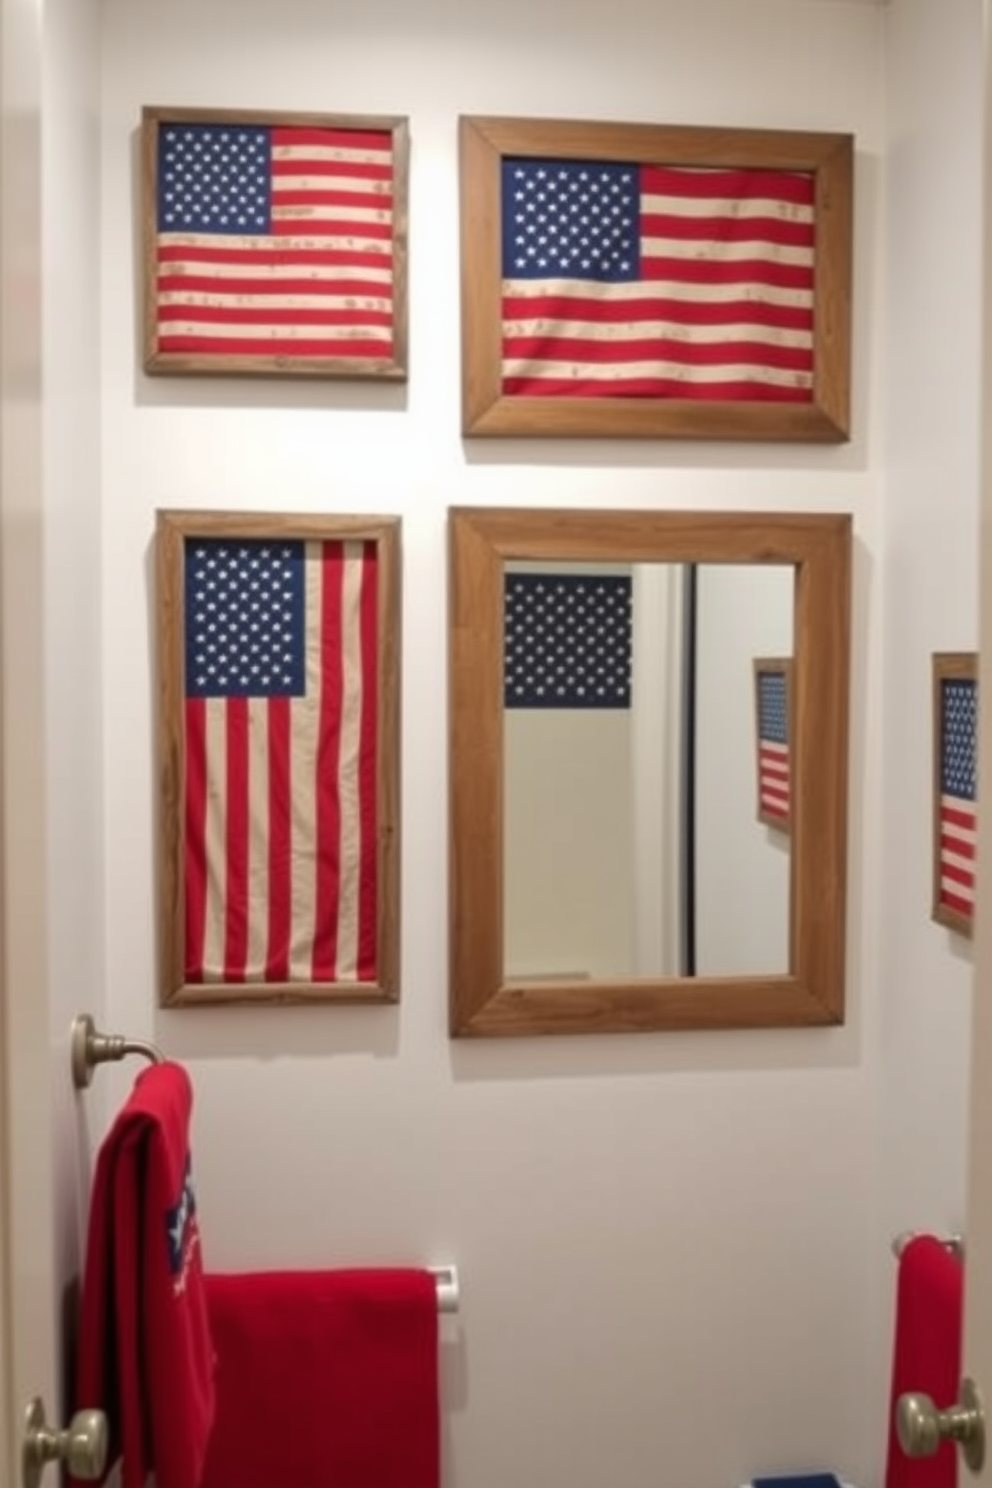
[754,657,792,831]
[459,115,853,442]
[932,652,978,936]
[142,106,409,379]
[156,511,401,1007]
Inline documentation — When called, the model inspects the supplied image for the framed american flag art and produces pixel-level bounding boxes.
[142,106,409,379]
[753,657,792,832]
[459,115,853,442]
[156,511,401,1007]
[932,652,978,937]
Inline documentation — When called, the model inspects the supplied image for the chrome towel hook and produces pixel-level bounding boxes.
[71,1013,165,1090]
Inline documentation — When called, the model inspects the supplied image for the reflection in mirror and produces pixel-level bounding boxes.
[503,563,794,982]
[449,508,851,1038]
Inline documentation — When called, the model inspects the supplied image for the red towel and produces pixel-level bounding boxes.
[73,1062,216,1488]
[885,1235,964,1488]
[200,1268,440,1488]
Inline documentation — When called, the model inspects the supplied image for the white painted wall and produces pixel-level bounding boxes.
[868,0,985,1457]
[70,0,951,1485]
[42,0,107,1386]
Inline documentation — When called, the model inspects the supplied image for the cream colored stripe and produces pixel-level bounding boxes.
[334,544,365,981]
[159,319,392,345]
[503,277,813,310]
[641,192,814,224]
[201,701,227,982]
[273,142,393,167]
[158,290,393,314]
[288,542,322,981]
[243,699,270,980]
[503,316,813,350]
[276,172,391,197]
[501,357,813,389]
[158,230,392,258]
[159,258,392,286]
[642,237,814,267]
[272,204,392,228]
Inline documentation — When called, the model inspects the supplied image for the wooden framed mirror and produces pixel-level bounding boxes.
[448,507,851,1037]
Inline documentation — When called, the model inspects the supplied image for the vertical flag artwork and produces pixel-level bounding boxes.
[156,513,400,1007]
[753,658,792,831]
[142,107,409,379]
[503,570,632,708]
[459,116,853,441]
[933,653,978,936]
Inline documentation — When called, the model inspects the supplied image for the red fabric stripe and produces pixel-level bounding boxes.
[641,212,814,248]
[312,545,344,980]
[939,857,975,886]
[184,698,208,982]
[640,255,814,289]
[158,304,393,329]
[356,544,378,982]
[941,803,976,835]
[502,292,812,332]
[266,697,291,982]
[158,274,392,302]
[157,245,391,270]
[271,158,393,183]
[271,125,393,154]
[158,334,392,358]
[502,374,813,401]
[941,887,974,916]
[503,333,812,372]
[641,164,814,205]
[224,698,249,982]
[761,799,788,818]
[941,832,976,864]
[270,218,393,242]
[274,189,394,211]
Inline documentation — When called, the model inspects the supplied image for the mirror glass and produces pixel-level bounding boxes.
[503,562,793,983]
[448,507,851,1038]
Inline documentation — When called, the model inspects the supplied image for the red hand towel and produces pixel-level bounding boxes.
[885,1235,964,1488]
[200,1268,440,1488]
[73,1062,216,1488]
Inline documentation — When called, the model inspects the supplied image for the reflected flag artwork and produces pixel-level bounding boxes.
[503,570,632,709]
[933,655,978,935]
[754,659,791,831]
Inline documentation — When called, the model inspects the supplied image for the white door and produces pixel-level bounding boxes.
[0,0,60,1479]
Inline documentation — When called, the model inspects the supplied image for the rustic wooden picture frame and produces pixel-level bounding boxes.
[459,115,853,442]
[142,106,409,379]
[156,510,401,1006]
[932,652,978,937]
[753,657,793,832]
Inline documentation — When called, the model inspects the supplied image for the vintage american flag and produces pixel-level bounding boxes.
[503,572,631,708]
[183,537,378,984]
[501,157,815,401]
[756,668,790,824]
[938,676,978,923]
[154,121,396,362]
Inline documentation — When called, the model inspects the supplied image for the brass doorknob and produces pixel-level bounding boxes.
[897,1377,986,1474]
[22,1396,108,1488]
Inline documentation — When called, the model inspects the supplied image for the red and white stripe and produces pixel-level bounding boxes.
[502,164,815,401]
[939,794,976,920]
[759,739,790,821]
[157,127,395,361]
[184,540,378,985]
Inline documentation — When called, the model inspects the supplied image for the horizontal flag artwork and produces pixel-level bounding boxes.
[933,653,978,936]
[503,570,632,708]
[142,107,409,379]
[501,157,816,403]
[156,512,401,1007]
[459,115,853,441]
[754,658,791,831]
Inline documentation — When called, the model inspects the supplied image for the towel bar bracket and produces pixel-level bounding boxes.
[71,1013,164,1090]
